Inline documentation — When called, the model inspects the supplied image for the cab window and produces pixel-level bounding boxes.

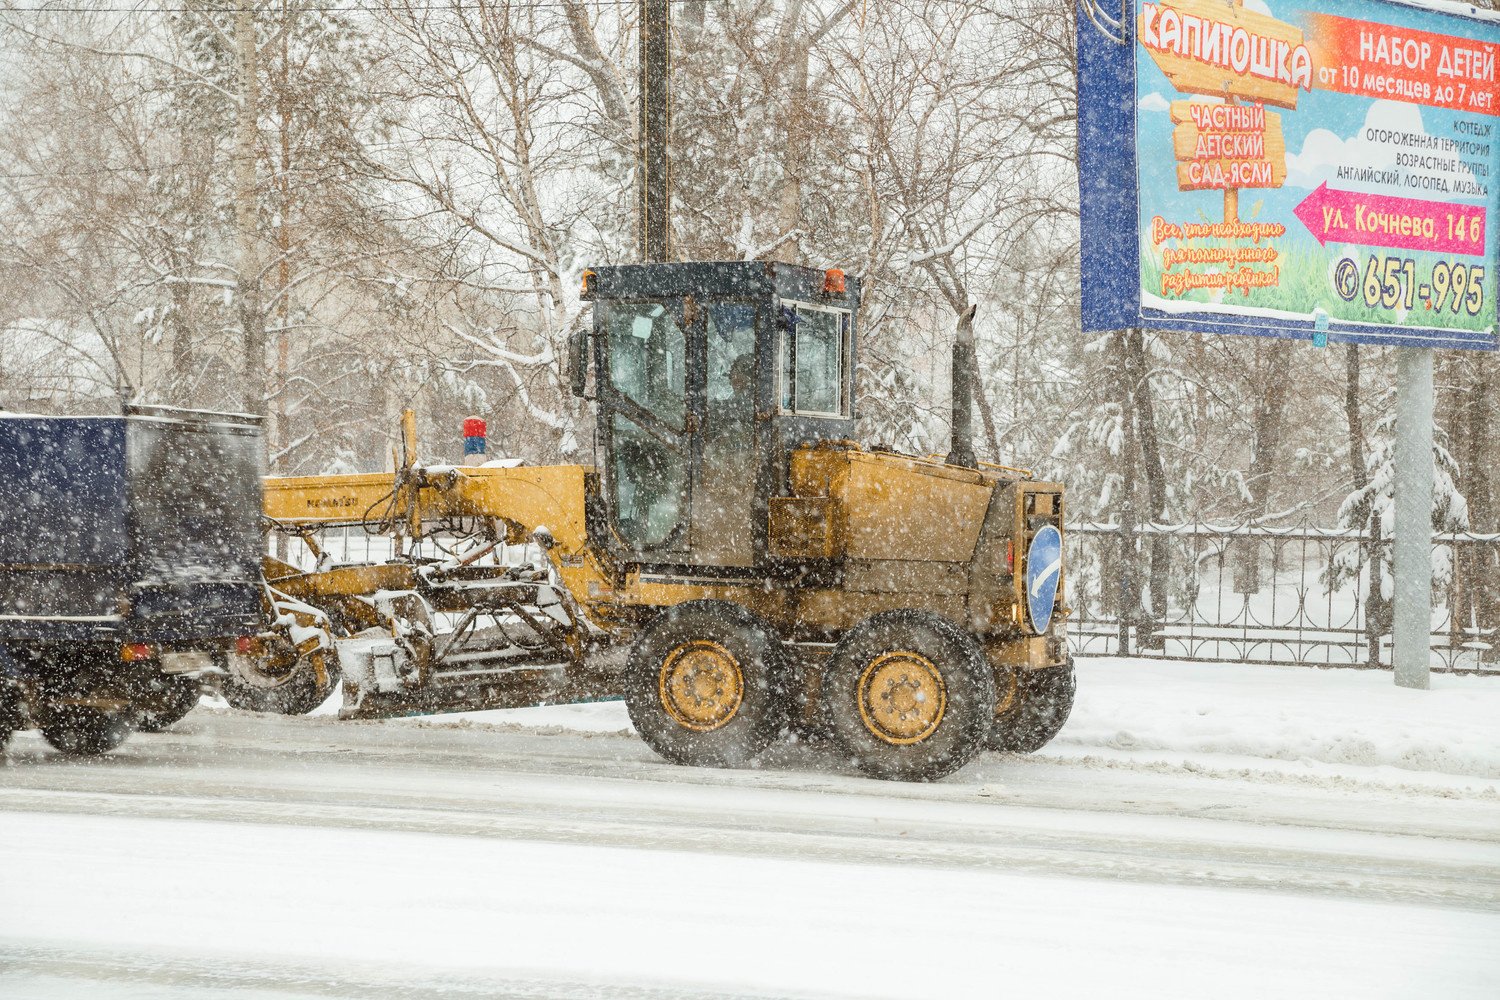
[778,301,849,416]
[600,300,689,551]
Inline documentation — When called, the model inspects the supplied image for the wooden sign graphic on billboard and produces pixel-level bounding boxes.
[1140,0,1310,221]
[1139,0,1314,108]
[1171,100,1288,191]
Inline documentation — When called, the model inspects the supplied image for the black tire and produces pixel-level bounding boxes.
[988,660,1077,754]
[824,610,995,781]
[133,674,201,733]
[38,704,132,757]
[223,647,340,716]
[624,600,788,769]
[0,680,22,754]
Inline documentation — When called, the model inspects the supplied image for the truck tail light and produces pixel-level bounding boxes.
[235,636,256,655]
[120,642,155,663]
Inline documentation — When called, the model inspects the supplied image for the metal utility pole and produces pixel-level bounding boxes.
[1392,348,1435,689]
[638,0,670,263]
[234,7,266,419]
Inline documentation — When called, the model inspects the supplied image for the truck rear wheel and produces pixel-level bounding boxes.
[988,660,1076,754]
[624,600,788,769]
[133,674,201,732]
[824,610,994,781]
[38,704,132,757]
[0,681,22,753]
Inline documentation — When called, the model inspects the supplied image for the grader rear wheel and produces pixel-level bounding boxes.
[824,610,994,782]
[624,600,788,769]
[988,660,1076,754]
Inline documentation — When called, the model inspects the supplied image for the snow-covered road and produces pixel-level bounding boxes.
[2,658,1498,998]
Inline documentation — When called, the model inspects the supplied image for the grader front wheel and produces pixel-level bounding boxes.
[223,637,341,716]
[824,610,995,782]
[624,601,788,769]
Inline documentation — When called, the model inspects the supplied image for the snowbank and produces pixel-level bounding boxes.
[1061,658,1500,782]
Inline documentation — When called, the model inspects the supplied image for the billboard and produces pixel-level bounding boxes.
[1079,0,1500,350]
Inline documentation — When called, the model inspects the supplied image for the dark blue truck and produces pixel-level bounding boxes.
[0,405,264,755]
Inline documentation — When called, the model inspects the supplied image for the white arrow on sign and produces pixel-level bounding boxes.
[1030,557,1062,599]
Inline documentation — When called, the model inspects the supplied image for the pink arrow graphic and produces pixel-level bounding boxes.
[1294,182,1486,257]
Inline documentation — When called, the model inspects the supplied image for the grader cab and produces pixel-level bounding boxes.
[245,260,1073,781]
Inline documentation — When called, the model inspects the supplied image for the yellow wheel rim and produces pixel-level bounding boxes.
[856,651,947,746]
[659,640,744,732]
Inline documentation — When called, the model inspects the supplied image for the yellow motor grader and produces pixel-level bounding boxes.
[235,260,1072,780]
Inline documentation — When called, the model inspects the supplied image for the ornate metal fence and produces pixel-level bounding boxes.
[1065,521,1500,673]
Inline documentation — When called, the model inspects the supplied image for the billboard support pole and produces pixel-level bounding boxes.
[1117,328,1139,658]
[1392,347,1434,690]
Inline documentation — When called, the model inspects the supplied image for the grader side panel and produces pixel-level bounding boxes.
[778,444,999,568]
[836,453,991,564]
[766,443,1065,650]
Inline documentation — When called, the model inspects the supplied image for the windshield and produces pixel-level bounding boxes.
[606,300,686,431]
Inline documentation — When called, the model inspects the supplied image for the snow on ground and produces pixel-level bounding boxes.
[2,810,1496,1000]
[3,655,1499,998]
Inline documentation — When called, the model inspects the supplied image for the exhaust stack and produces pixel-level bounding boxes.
[946,304,979,469]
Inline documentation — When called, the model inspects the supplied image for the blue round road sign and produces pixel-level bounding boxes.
[1026,525,1063,634]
